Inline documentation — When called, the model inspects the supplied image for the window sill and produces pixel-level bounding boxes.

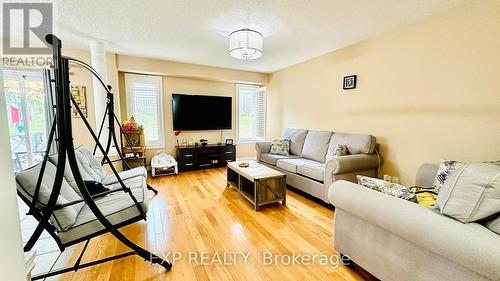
[236,140,261,145]
[146,145,165,150]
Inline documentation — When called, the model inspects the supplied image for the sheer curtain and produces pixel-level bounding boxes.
[42,69,57,154]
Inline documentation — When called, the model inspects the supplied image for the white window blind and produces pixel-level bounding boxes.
[125,74,164,148]
[237,84,266,142]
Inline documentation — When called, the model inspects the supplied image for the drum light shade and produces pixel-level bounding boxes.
[229,29,263,60]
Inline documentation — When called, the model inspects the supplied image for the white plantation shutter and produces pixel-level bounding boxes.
[256,87,266,140]
[237,84,267,142]
[125,74,164,147]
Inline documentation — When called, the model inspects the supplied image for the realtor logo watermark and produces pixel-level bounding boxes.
[2,2,53,67]
[150,251,350,267]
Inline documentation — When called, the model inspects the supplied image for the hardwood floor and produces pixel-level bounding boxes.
[52,168,376,281]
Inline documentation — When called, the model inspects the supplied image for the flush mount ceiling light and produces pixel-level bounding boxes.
[229,28,263,60]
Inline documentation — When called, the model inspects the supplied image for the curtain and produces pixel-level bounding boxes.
[42,69,57,154]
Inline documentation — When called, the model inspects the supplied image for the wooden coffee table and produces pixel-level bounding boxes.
[227,160,286,211]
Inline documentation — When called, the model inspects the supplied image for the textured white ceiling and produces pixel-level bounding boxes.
[53,0,467,73]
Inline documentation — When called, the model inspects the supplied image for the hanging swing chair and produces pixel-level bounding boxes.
[15,34,171,280]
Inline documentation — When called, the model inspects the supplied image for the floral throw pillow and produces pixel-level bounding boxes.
[432,160,466,191]
[331,144,348,156]
[270,139,290,156]
[357,175,415,201]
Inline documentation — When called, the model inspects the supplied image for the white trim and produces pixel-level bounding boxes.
[125,73,165,148]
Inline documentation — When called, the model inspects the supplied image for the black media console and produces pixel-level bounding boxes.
[176,144,236,172]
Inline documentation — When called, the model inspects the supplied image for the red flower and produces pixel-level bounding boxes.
[174,130,181,136]
[122,124,136,132]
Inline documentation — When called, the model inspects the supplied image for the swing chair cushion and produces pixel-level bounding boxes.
[48,156,83,193]
[16,161,84,231]
[101,166,147,186]
[49,146,107,195]
[75,146,106,181]
[57,175,148,244]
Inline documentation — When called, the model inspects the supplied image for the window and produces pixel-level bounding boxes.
[237,84,266,142]
[125,74,164,148]
[2,69,51,171]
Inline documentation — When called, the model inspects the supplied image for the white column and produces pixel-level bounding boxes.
[88,40,109,152]
[0,73,26,281]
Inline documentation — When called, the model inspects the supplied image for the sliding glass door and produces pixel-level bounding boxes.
[3,69,48,171]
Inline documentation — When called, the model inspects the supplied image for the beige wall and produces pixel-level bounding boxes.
[52,48,268,168]
[268,0,500,185]
[117,55,268,85]
[117,56,269,162]
[62,48,121,149]
[62,48,122,171]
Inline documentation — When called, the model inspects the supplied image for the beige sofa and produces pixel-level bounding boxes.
[328,164,500,281]
[255,128,379,203]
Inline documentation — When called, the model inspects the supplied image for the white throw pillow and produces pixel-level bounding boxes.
[436,163,500,223]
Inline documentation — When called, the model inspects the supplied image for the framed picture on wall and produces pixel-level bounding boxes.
[71,85,87,117]
[343,75,357,90]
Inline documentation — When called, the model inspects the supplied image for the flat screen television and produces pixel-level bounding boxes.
[172,94,232,130]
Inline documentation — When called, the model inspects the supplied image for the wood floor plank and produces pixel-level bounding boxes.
[48,168,376,281]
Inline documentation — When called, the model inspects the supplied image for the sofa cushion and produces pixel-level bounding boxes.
[301,130,333,163]
[276,158,324,178]
[297,161,325,182]
[436,163,500,223]
[282,128,308,156]
[260,153,294,166]
[276,158,300,173]
[327,133,375,158]
[16,161,84,231]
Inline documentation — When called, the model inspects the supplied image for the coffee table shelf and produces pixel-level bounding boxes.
[227,160,286,211]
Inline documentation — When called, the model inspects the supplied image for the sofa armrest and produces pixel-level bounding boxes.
[325,154,378,175]
[329,181,500,280]
[255,141,272,161]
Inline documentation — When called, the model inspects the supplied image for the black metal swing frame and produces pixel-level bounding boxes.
[68,53,158,195]
[17,34,171,280]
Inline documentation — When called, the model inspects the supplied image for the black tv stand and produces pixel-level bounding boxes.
[176,144,236,172]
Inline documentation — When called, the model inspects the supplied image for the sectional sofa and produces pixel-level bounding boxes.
[255,128,379,203]
[328,164,500,281]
